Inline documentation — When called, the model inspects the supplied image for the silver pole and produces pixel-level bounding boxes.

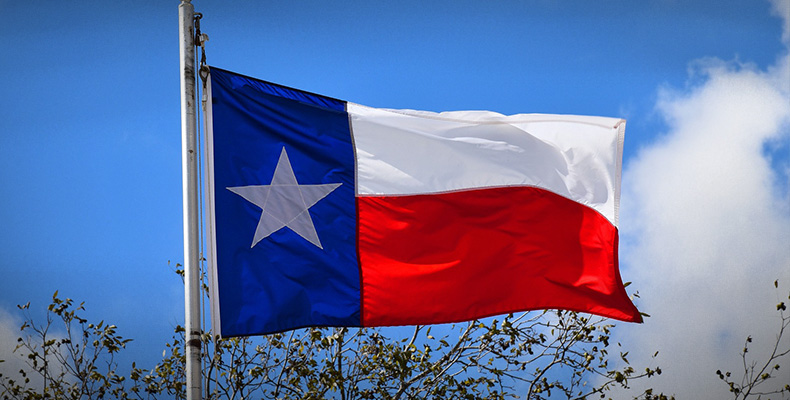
[179,1,202,399]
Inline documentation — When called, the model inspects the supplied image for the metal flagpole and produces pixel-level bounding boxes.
[179,0,202,399]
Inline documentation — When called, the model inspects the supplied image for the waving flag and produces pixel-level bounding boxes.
[204,67,641,337]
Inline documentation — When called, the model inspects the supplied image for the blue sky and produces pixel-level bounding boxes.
[1,1,788,398]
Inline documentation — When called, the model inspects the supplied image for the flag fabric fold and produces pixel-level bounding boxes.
[204,67,640,338]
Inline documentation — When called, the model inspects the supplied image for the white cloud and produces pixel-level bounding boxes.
[614,1,790,397]
[0,305,36,390]
[772,0,790,45]
[0,305,69,395]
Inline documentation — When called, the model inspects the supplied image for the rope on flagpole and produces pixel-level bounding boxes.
[192,11,216,399]
[192,12,203,340]
[192,9,205,347]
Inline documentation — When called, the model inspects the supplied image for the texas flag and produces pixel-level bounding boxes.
[204,67,641,338]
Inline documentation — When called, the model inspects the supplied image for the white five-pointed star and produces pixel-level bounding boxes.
[227,147,342,249]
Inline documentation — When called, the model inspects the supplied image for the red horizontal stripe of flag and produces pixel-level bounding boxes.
[357,186,642,325]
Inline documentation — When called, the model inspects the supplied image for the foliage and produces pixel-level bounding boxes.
[715,280,790,399]
[135,311,661,400]
[0,292,131,399]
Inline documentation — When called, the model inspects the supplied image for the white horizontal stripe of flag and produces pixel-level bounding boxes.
[348,103,624,226]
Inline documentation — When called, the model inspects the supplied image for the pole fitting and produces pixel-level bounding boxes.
[186,338,203,350]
